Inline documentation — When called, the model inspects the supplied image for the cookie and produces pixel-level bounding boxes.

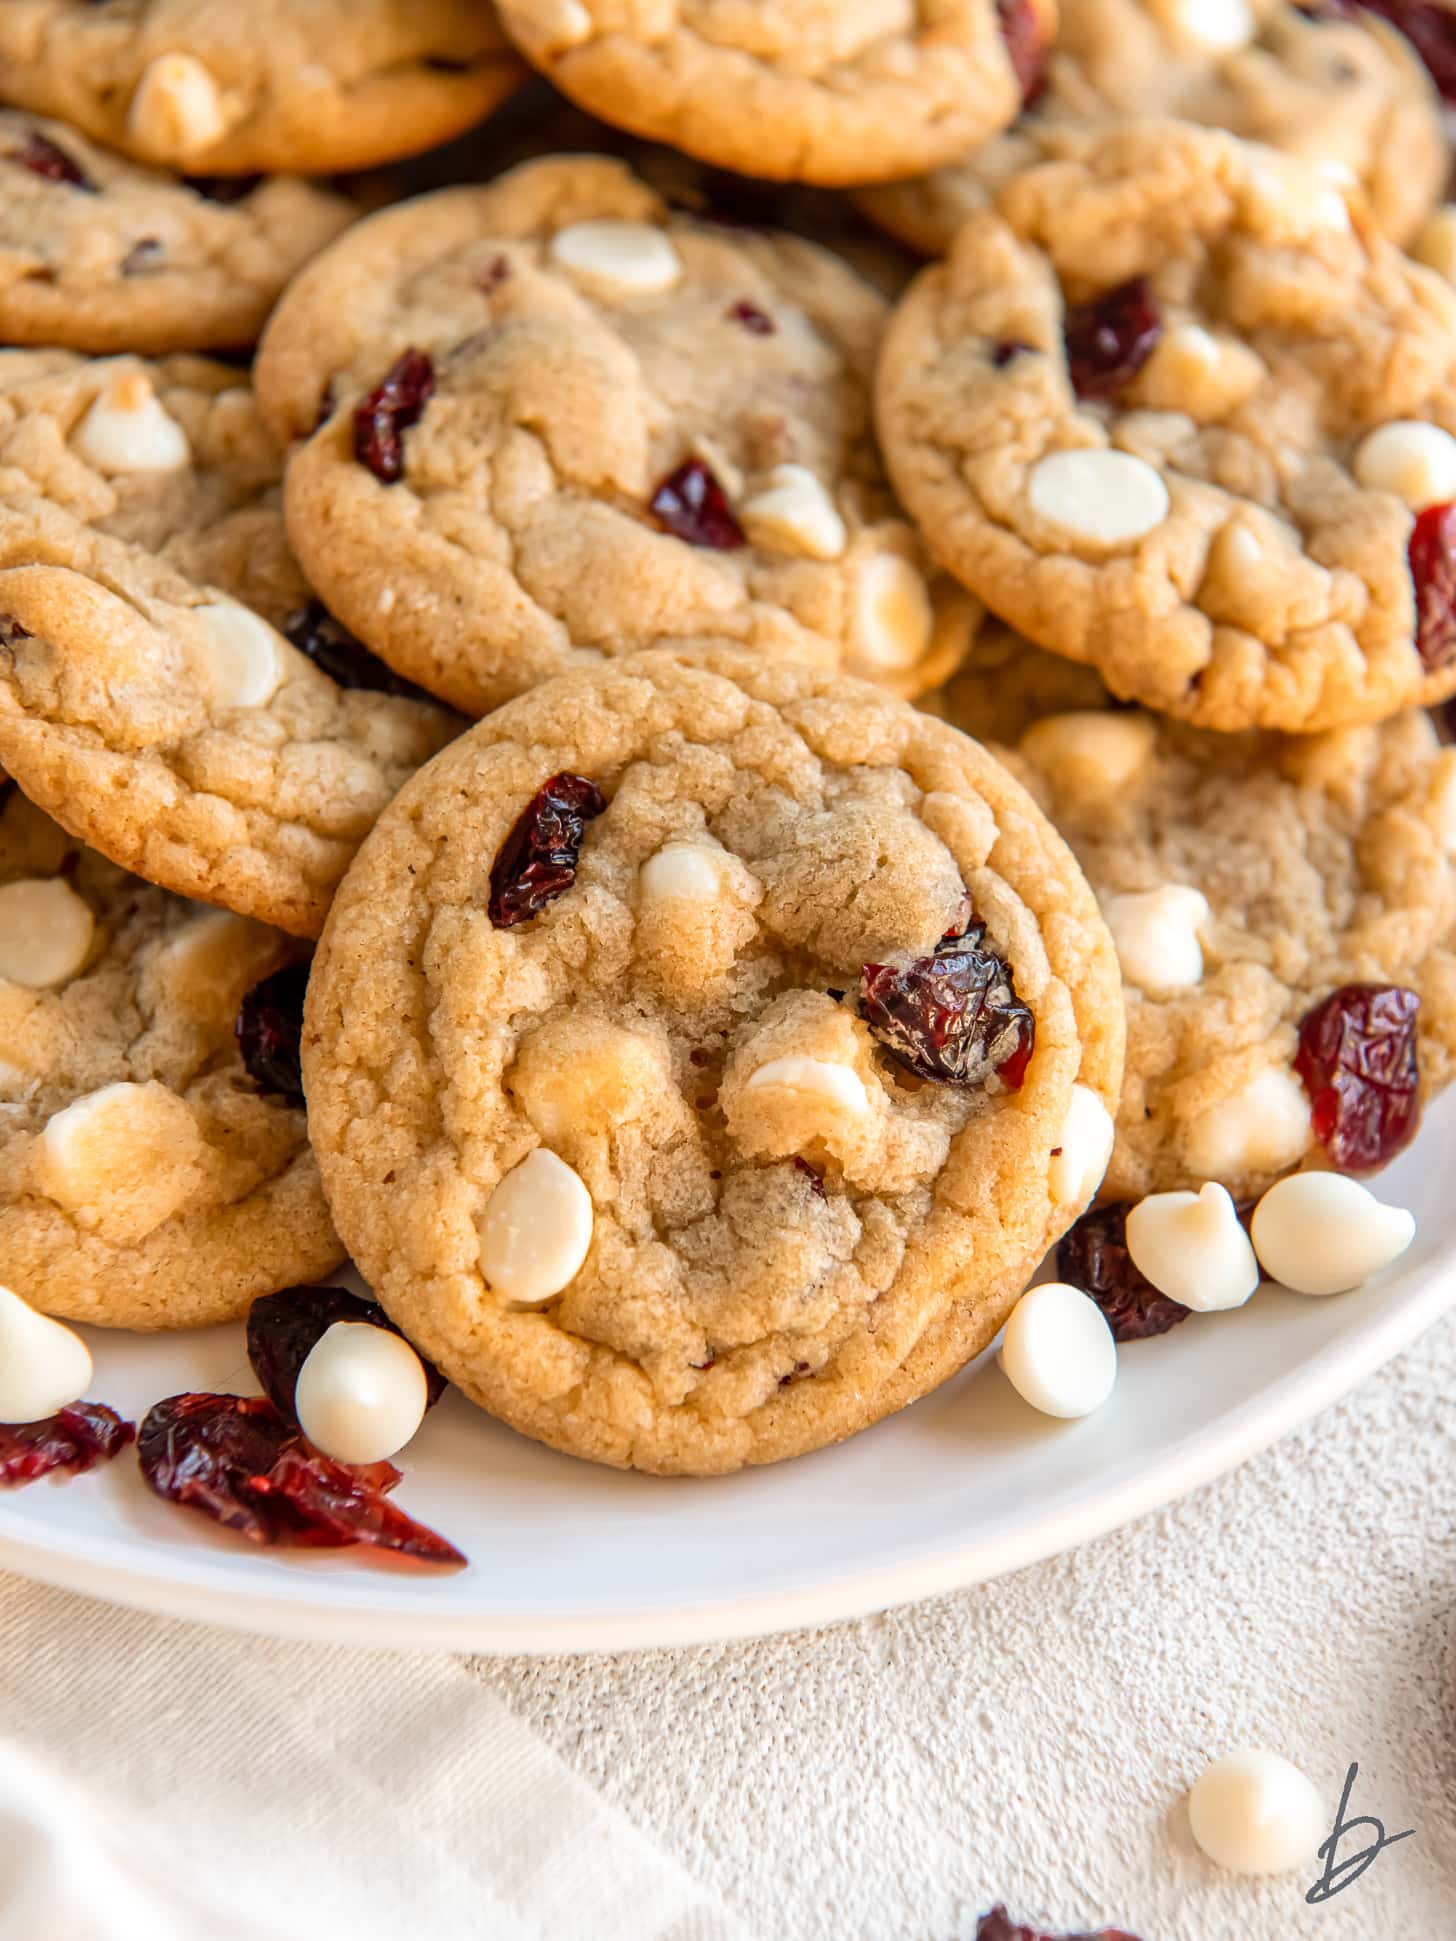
[0,497,458,938]
[302,644,1124,1474]
[0,111,356,354]
[0,783,342,1329]
[858,0,1445,253]
[0,3,524,176]
[877,119,1456,737]
[492,0,1053,188]
[931,626,1456,1199]
[255,157,978,715]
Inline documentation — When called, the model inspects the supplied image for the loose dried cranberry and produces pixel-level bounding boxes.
[977,1907,1142,1941]
[995,0,1050,103]
[138,1394,465,1564]
[487,771,606,928]
[648,458,746,550]
[1337,0,1456,98]
[1057,1203,1192,1341]
[282,600,428,699]
[1064,278,1162,401]
[1408,501,1456,671]
[353,348,436,484]
[861,920,1034,1091]
[1294,983,1421,1172]
[792,1156,827,1199]
[247,1285,446,1421]
[727,299,775,335]
[7,130,96,191]
[236,961,309,1104]
[0,1403,134,1487]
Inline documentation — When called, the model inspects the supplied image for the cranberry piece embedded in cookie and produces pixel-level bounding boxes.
[6,130,97,192]
[1408,501,1456,670]
[991,339,1036,368]
[860,920,1035,1091]
[976,1906,1143,1941]
[1064,278,1162,402]
[247,1285,446,1422]
[1057,1204,1192,1342]
[487,771,607,928]
[352,347,436,484]
[994,0,1050,104]
[0,1403,134,1487]
[727,300,775,336]
[648,458,746,550]
[236,961,310,1104]
[283,600,430,699]
[1295,983,1421,1172]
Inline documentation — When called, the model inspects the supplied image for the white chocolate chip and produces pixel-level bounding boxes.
[1412,205,1456,285]
[743,1055,870,1117]
[1157,0,1254,51]
[850,554,934,672]
[999,1281,1117,1419]
[1028,449,1169,547]
[1049,1084,1115,1206]
[0,1285,92,1425]
[192,602,284,711]
[1353,421,1456,511]
[1019,710,1156,796]
[741,465,847,561]
[1101,885,1210,993]
[0,877,94,989]
[295,1321,429,1465]
[1140,324,1264,416]
[1188,1750,1325,1875]
[126,52,230,161]
[639,841,723,904]
[1183,1068,1311,1180]
[550,220,682,295]
[37,1082,207,1240]
[1125,1180,1259,1313]
[1250,1173,1415,1296]
[478,1148,594,1306]
[72,372,191,476]
[532,0,594,50]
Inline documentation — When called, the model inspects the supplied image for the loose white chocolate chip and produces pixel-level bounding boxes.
[126,52,230,160]
[1250,1173,1414,1296]
[1027,449,1169,547]
[1158,0,1254,51]
[1000,1282,1117,1419]
[1020,711,1156,795]
[478,1148,594,1306]
[1353,421,1456,511]
[72,372,191,476]
[1412,205,1456,285]
[639,842,723,904]
[549,220,682,295]
[744,1055,870,1117]
[850,554,933,672]
[193,602,284,711]
[1049,1084,1115,1206]
[741,465,848,561]
[0,1285,92,1425]
[0,877,94,989]
[295,1321,429,1466]
[1188,1750,1325,1875]
[1125,1181,1259,1313]
[1182,1068,1311,1180]
[1101,885,1210,993]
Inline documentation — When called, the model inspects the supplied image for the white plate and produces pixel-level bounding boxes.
[3,1093,1453,1656]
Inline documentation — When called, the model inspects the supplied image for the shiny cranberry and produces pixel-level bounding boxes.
[649,458,746,549]
[1294,983,1421,1172]
[1408,501,1456,670]
[727,299,775,335]
[138,1394,465,1564]
[0,1403,133,1487]
[1064,278,1162,401]
[247,1285,446,1422]
[1057,1203,1192,1341]
[353,348,436,484]
[236,961,309,1104]
[995,0,1050,103]
[1338,0,1456,98]
[977,1907,1143,1941]
[488,771,606,928]
[7,130,96,191]
[861,920,1034,1091]
[282,600,429,699]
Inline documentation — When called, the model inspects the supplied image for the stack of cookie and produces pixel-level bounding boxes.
[1,0,1452,1477]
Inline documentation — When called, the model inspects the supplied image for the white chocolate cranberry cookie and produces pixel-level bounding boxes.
[858,0,1445,252]
[256,157,978,715]
[0,784,342,1329]
[303,644,1124,1475]
[878,120,1456,736]
[0,2,524,176]
[0,111,355,354]
[932,626,1456,1198]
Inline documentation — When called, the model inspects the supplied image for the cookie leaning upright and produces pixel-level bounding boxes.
[877,120,1456,735]
[302,645,1124,1475]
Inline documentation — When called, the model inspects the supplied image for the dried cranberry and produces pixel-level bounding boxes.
[992,339,1036,368]
[138,1394,465,1564]
[1064,278,1162,401]
[282,600,429,699]
[995,0,1050,104]
[352,348,436,484]
[0,1403,133,1487]
[1294,983,1421,1172]
[977,1908,1142,1941]
[1057,1203,1192,1341]
[478,253,512,293]
[792,1156,827,1199]
[488,771,606,928]
[727,299,775,335]
[236,961,309,1104]
[649,458,746,550]
[247,1285,446,1421]
[1337,0,1456,99]
[860,920,1034,1091]
[7,130,96,191]
[1408,501,1456,671]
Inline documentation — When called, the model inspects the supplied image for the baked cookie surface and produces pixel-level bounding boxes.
[877,120,1456,736]
[0,784,342,1329]
[0,111,356,354]
[303,645,1124,1474]
[0,2,524,176]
